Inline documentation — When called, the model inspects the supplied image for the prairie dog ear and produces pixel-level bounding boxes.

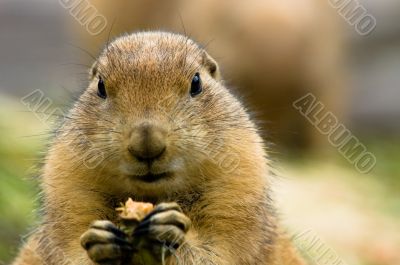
[202,51,220,80]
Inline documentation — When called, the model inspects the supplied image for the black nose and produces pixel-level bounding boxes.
[128,145,166,163]
[128,122,167,163]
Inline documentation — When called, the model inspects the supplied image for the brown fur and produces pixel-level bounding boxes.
[12,32,305,265]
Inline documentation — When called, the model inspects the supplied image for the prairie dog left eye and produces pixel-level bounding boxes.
[97,77,107,99]
[190,73,202,97]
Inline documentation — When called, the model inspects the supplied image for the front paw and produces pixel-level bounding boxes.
[80,220,133,265]
[133,202,191,261]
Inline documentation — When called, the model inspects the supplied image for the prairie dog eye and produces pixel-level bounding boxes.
[190,73,202,97]
[97,77,107,99]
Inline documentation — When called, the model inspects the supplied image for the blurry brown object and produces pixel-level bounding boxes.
[73,0,346,151]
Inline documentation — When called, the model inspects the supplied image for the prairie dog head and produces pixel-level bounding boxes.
[63,32,254,196]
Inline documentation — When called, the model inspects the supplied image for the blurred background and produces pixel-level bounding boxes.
[0,0,399,264]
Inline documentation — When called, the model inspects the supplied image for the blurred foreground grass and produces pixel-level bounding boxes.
[0,95,43,261]
[0,94,399,264]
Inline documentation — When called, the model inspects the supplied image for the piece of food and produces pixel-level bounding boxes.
[116,198,154,237]
[116,198,154,222]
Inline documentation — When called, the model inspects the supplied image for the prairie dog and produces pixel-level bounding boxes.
[12,32,305,265]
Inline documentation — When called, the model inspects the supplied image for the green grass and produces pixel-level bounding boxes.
[0,96,43,263]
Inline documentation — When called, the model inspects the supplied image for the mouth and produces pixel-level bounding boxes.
[133,172,171,183]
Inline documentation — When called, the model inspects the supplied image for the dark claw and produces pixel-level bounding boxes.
[132,226,151,238]
[134,219,152,232]
[141,202,182,223]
